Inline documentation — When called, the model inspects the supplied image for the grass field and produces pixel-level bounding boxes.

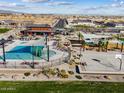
[0,28,10,34]
[0,81,124,93]
[119,38,124,42]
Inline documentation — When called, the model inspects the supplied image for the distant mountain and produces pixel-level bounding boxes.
[0,10,22,14]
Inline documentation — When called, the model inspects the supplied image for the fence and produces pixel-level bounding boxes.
[0,52,70,69]
[41,54,69,68]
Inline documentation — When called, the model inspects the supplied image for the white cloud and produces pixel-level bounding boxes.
[22,0,50,3]
[78,0,124,15]
[48,1,73,6]
[0,2,17,7]
[120,1,124,4]
[0,2,28,10]
[82,0,124,11]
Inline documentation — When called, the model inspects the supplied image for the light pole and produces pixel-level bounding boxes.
[119,58,122,71]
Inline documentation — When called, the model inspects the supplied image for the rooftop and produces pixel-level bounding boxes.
[26,24,51,28]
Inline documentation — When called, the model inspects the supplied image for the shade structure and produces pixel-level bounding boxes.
[32,46,44,57]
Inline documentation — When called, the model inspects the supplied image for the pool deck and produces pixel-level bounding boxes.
[0,39,69,68]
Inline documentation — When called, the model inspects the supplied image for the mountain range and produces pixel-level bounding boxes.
[0,10,22,14]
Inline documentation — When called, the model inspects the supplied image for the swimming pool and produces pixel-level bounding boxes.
[0,46,56,60]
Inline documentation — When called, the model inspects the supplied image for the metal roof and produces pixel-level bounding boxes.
[23,30,52,33]
[26,24,51,28]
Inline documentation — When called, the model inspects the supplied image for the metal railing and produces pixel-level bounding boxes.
[0,52,70,69]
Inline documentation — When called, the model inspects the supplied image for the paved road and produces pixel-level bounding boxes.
[54,19,68,28]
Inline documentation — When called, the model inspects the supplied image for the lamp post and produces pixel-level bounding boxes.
[119,58,122,71]
[121,43,123,52]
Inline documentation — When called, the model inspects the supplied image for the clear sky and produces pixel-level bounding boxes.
[0,0,124,15]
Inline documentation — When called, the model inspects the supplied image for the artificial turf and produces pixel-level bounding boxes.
[0,28,10,34]
[0,81,123,93]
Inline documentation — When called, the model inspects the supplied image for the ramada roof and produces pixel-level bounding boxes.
[21,29,52,33]
[26,24,51,28]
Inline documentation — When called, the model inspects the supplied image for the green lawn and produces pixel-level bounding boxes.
[0,81,124,93]
[0,28,10,34]
[119,38,124,42]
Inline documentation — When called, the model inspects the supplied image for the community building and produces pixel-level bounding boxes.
[21,24,53,35]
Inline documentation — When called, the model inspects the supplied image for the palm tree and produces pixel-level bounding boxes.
[116,43,119,49]
[98,39,109,52]
[101,40,109,52]
[77,32,84,41]
[98,40,102,52]
[121,43,124,52]
[82,40,86,51]
[77,33,84,57]
[105,41,109,52]
[77,32,81,41]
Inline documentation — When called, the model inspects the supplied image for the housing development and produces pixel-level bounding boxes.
[0,0,124,93]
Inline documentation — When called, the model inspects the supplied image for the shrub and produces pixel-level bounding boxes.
[59,70,69,78]
[49,69,57,76]
[68,71,74,75]
[75,75,82,79]
[63,74,69,78]
[24,72,31,77]
[61,70,66,73]
[42,68,57,78]
[60,73,69,78]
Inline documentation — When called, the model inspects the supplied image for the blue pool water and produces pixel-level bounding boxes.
[0,46,56,60]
